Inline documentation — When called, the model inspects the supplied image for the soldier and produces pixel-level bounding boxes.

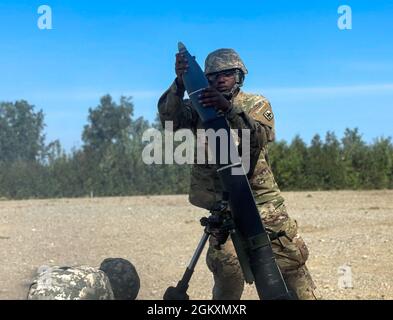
[27,258,140,300]
[158,48,319,300]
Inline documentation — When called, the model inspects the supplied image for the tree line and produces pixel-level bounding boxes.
[0,96,392,199]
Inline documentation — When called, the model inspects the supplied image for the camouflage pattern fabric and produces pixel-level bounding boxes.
[205,238,245,300]
[158,83,283,209]
[206,203,319,300]
[27,266,114,300]
[204,48,248,75]
[229,91,284,206]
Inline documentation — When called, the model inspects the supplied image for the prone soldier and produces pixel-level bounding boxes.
[27,257,140,300]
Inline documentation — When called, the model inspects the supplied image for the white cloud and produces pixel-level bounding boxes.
[253,83,393,97]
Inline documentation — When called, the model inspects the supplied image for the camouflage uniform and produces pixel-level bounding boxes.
[27,266,115,300]
[158,48,318,300]
[27,258,141,300]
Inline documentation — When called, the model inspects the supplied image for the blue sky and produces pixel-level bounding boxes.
[0,0,392,150]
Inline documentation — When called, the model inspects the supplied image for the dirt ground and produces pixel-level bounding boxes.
[1,190,392,300]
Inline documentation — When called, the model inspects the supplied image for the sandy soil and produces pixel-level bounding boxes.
[1,190,392,300]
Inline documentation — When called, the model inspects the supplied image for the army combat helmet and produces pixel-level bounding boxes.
[204,48,248,97]
[205,48,248,75]
[27,258,140,300]
[100,258,140,300]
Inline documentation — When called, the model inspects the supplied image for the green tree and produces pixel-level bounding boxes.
[305,134,324,189]
[269,136,308,190]
[82,95,134,155]
[366,137,392,189]
[81,95,133,195]
[0,100,46,162]
[341,128,368,189]
[321,131,346,189]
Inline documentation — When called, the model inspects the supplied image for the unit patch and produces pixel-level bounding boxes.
[263,110,274,121]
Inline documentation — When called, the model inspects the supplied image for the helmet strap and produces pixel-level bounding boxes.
[222,70,243,100]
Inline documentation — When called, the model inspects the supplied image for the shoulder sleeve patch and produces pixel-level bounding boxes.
[248,99,275,128]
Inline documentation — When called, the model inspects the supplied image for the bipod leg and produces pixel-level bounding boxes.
[163,231,209,300]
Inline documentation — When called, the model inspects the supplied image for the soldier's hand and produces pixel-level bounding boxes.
[198,87,231,112]
[175,53,188,87]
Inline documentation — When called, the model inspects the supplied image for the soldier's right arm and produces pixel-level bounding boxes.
[158,79,198,131]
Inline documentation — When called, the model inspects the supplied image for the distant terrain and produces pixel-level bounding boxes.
[1,190,392,300]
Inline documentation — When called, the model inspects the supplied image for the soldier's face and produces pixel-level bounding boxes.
[207,71,237,93]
